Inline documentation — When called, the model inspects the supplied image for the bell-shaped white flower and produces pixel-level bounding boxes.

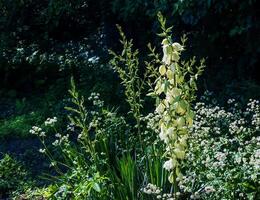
[156,103,165,114]
[172,42,184,52]
[159,125,168,143]
[171,51,180,62]
[163,158,176,171]
[159,65,166,75]
[174,148,185,159]
[162,44,172,65]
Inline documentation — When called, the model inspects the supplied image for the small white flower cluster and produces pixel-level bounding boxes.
[204,186,216,194]
[52,133,69,146]
[182,96,260,199]
[67,123,75,132]
[227,98,235,104]
[178,175,216,198]
[140,113,161,145]
[158,193,176,200]
[141,184,178,200]
[143,113,160,132]
[29,126,45,137]
[190,192,200,199]
[96,24,108,50]
[88,92,104,108]
[141,183,161,195]
[213,151,227,168]
[229,118,248,135]
[89,109,102,129]
[39,148,46,154]
[44,117,57,126]
[89,118,102,128]
[247,99,260,129]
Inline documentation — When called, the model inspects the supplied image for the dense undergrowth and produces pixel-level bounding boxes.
[0,13,259,200]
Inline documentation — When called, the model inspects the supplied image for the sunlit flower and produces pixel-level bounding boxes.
[163,159,175,171]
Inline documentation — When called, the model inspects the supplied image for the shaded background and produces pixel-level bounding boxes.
[0,0,259,196]
[0,0,259,96]
[0,0,259,140]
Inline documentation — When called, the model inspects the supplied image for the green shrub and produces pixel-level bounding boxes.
[0,111,44,139]
[0,154,29,197]
[26,80,119,199]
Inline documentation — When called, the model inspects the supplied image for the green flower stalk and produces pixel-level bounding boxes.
[109,26,147,151]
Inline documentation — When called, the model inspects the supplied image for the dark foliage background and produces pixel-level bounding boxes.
[0,0,259,143]
[0,0,259,96]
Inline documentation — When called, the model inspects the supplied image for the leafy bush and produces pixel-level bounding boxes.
[0,154,29,198]
[0,111,45,139]
[24,79,129,199]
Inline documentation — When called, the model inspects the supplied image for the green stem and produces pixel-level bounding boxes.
[41,139,63,175]
[136,84,144,152]
[173,172,178,199]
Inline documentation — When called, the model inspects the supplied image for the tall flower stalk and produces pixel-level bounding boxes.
[109,26,147,152]
[147,12,205,198]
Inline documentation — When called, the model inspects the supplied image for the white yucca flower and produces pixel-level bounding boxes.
[163,159,175,171]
